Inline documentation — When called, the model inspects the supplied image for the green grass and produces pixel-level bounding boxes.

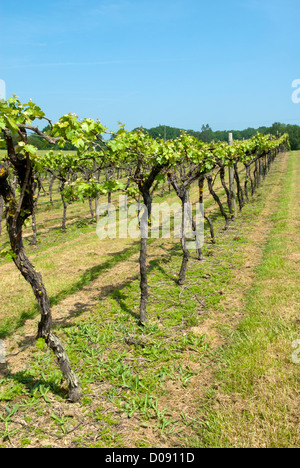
[194,151,300,448]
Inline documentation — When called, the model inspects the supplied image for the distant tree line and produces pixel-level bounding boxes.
[2,121,299,152]
[144,122,300,150]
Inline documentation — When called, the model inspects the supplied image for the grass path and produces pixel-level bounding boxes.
[195,150,300,447]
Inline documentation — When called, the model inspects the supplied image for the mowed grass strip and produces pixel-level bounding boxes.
[196,151,300,448]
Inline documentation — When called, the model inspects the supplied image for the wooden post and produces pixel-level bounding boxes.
[228,133,237,217]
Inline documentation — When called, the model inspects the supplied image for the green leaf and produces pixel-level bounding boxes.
[4,116,19,134]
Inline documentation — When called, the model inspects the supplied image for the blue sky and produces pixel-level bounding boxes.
[0,0,299,132]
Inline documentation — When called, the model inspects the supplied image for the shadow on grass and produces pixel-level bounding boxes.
[0,308,39,340]
[0,366,66,401]
[0,204,228,341]
[50,242,141,307]
[54,240,178,327]
[0,213,225,340]
[0,242,141,340]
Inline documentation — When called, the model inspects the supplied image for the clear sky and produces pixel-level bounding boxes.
[0,0,299,132]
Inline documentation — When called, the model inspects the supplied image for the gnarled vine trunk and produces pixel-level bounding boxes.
[198,174,216,245]
[168,170,202,284]
[178,189,191,285]
[136,164,164,324]
[0,195,3,237]
[0,145,82,402]
[206,173,230,230]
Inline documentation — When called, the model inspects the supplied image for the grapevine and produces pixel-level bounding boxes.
[0,96,290,400]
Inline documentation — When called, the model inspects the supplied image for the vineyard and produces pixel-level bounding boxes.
[0,97,299,448]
